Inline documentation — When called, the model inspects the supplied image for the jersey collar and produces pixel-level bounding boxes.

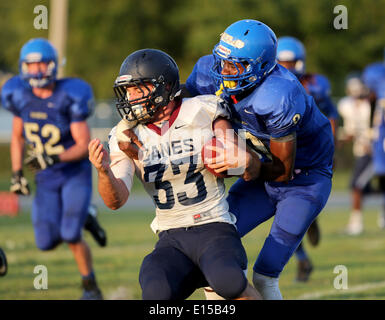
[146,100,182,136]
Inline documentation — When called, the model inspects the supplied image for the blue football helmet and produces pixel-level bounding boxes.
[19,38,58,88]
[211,19,277,95]
[362,62,385,93]
[276,36,306,76]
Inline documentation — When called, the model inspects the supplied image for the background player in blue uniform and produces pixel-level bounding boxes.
[362,62,385,228]
[1,38,103,299]
[0,248,7,277]
[186,19,334,299]
[276,36,339,282]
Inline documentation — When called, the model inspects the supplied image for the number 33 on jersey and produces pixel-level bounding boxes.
[108,95,237,233]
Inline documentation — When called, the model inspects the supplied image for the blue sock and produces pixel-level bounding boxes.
[295,242,308,261]
[82,270,95,281]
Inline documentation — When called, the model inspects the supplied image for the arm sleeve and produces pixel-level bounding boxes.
[108,127,135,193]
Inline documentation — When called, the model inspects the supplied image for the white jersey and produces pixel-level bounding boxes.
[108,95,236,233]
[338,96,372,157]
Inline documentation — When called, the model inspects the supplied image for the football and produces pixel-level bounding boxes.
[201,137,230,178]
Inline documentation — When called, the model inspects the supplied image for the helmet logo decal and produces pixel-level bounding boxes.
[217,44,231,58]
[220,32,245,49]
[116,74,132,83]
[25,52,43,62]
[277,50,296,61]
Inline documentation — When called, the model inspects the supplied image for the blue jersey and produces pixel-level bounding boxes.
[228,65,334,177]
[185,54,217,96]
[1,76,94,183]
[372,75,385,174]
[299,73,339,120]
[186,57,334,176]
[186,55,339,121]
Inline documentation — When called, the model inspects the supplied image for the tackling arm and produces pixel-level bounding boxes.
[259,133,296,182]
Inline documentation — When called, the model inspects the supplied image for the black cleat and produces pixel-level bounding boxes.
[296,259,313,282]
[84,205,107,247]
[0,248,8,277]
[307,219,320,247]
[80,278,103,300]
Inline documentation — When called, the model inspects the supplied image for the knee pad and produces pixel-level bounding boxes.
[271,224,302,247]
[61,231,82,244]
[140,275,173,300]
[253,234,299,278]
[60,221,83,244]
[139,255,173,300]
[208,267,248,299]
[36,237,60,251]
[34,225,61,251]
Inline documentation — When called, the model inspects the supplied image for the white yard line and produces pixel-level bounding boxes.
[297,281,385,299]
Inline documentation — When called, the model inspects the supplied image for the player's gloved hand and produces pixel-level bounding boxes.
[10,170,30,196]
[24,150,60,172]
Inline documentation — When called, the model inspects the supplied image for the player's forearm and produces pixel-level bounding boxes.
[62,121,90,162]
[259,161,291,182]
[259,136,296,182]
[58,143,89,162]
[97,168,129,210]
[10,133,25,172]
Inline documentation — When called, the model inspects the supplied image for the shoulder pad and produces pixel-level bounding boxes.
[57,78,95,121]
[179,95,229,127]
[1,76,29,115]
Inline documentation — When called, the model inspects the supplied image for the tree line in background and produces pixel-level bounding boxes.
[0,0,384,99]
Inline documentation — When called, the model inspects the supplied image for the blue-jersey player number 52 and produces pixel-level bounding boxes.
[24,122,64,155]
[143,154,207,209]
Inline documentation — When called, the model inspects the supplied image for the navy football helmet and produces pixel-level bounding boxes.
[19,38,58,88]
[211,19,277,95]
[113,49,180,123]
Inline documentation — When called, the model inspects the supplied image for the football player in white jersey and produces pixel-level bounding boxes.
[88,49,261,300]
[338,75,373,235]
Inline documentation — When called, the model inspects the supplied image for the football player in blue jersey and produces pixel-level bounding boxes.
[362,62,385,228]
[0,248,7,277]
[185,19,334,299]
[276,36,339,282]
[0,38,103,299]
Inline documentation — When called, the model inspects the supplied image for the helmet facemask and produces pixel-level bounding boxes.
[20,60,57,88]
[211,46,275,96]
[114,75,176,124]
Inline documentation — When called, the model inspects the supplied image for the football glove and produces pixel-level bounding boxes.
[10,170,30,196]
[24,150,60,172]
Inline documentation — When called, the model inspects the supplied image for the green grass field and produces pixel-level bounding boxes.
[1,196,385,300]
